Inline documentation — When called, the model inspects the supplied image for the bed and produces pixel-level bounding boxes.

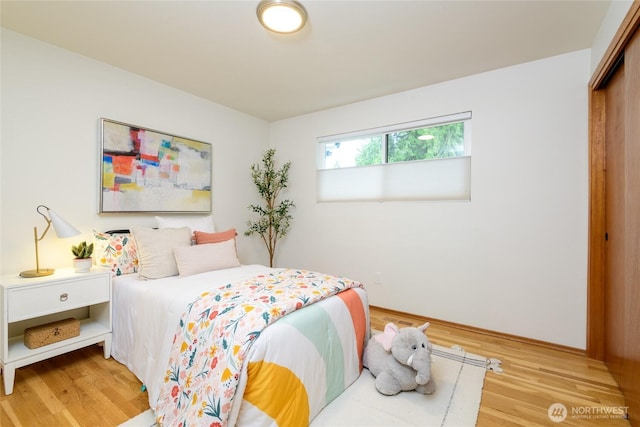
[102,226,369,427]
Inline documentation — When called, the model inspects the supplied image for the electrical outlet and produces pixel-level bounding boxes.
[375,272,382,285]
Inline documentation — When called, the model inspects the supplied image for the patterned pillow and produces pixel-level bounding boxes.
[93,230,139,277]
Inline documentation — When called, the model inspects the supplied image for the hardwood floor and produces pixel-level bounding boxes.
[370,307,630,427]
[0,306,631,426]
[0,345,148,427]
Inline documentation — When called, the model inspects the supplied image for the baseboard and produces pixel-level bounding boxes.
[370,305,585,356]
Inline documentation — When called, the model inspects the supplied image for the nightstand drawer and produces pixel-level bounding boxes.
[7,275,110,322]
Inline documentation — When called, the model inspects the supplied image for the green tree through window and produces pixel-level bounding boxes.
[353,135,384,166]
[355,122,465,166]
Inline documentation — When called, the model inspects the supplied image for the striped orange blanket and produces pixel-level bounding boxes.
[154,269,367,426]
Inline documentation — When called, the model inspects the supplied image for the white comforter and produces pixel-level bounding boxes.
[111,265,274,407]
[111,264,369,426]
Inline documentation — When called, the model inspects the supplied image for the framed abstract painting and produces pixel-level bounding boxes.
[100,118,212,213]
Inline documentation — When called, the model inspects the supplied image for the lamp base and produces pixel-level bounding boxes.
[20,268,55,278]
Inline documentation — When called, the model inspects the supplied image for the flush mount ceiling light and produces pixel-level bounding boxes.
[257,0,307,34]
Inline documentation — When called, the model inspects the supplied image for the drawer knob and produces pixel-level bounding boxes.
[60,293,68,302]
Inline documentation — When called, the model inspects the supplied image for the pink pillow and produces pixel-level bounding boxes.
[173,240,240,277]
[194,228,237,245]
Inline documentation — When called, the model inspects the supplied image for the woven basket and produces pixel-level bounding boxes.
[24,318,80,349]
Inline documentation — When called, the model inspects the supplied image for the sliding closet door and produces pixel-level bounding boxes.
[602,26,640,424]
[620,26,640,423]
[603,58,626,384]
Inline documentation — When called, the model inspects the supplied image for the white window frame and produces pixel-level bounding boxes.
[316,112,472,202]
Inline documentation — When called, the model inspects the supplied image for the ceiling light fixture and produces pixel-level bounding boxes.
[257,0,307,34]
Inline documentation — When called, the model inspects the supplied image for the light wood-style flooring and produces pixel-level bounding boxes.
[0,306,631,426]
[370,307,630,427]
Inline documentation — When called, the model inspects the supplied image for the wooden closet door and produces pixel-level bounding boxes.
[604,26,640,423]
[604,59,626,384]
[621,26,640,422]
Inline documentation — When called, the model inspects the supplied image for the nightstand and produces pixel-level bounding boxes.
[0,268,112,395]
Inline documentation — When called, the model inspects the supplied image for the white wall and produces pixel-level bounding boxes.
[0,29,270,274]
[590,0,634,74]
[270,50,590,349]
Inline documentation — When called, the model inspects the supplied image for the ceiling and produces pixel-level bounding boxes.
[1,1,611,122]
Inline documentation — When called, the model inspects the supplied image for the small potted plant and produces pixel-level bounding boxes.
[71,241,94,273]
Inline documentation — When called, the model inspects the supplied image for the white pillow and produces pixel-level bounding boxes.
[131,226,192,279]
[155,215,216,233]
[173,240,241,277]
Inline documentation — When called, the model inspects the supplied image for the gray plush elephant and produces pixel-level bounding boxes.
[362,322,435,396]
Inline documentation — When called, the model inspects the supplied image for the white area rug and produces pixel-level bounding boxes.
[119,344,499,427]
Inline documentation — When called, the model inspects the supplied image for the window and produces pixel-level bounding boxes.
[317,112,471,202]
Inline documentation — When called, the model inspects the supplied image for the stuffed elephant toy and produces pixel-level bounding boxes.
[362,322,435,396]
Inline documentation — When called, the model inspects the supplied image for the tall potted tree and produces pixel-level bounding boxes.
[245,148,295,267]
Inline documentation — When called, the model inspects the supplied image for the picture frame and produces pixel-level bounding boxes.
[99,118,212,213]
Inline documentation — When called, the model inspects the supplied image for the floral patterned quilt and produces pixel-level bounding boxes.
[153,269,364,426]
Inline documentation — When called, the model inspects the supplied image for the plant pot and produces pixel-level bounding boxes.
[73,258,92,273]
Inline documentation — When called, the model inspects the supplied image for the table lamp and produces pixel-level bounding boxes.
[20,204,81,278]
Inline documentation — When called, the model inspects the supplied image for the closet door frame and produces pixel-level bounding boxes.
[587,2,640,360]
